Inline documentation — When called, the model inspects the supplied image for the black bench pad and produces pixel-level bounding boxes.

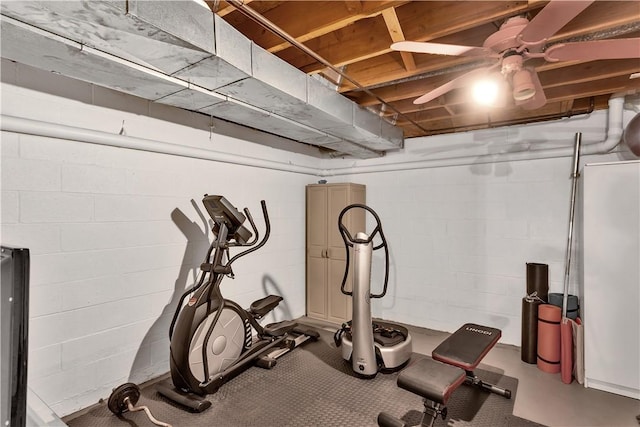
[432,323,501,371]
[398,358,466,405]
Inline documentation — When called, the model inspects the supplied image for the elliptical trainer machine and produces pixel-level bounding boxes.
[157,195,318,412]
[334,204,412,378]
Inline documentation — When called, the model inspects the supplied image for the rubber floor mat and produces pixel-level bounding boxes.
[65,327,545,427]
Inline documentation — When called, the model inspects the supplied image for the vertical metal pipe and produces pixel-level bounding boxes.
[562,133,582,318]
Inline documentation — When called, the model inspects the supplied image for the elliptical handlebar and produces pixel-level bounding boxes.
[227,200,270,266]
[337,204,390,299]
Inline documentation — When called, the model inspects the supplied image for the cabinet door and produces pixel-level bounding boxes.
[306,255,327,320]
[327,185,350,250]
[326,185,361,323]
[307,186,327,249]
[305,184,366,323]
[306,186,328,320]
[327,251,353,324]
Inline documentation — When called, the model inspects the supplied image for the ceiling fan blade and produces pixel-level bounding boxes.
[516,68,547,110]
[391,41,491,57]
[545,38,640,61]
[518,0,594,45]
[414,66,496,105]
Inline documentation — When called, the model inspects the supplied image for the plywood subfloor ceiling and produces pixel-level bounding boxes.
[211,1,640,138]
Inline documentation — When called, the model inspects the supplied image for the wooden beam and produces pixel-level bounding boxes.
[561,99,575,112]
[538,58,640,89]
[351,57,640,108]
[400,95,611,137]
[344,1,363,14]
[209,0,255,17]
[395,76,640,128]
[279,1,533,73]
[335,2,639,91]
[348,67,486,106]
[381,7,416,71]
[220,1,409,54]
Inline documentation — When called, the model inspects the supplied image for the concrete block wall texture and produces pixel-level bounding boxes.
[342,161,573,344]
[2,62,636,416]
[1,73,317,415]
[335,111,630,345]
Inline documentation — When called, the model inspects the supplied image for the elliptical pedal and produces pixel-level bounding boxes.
[255,355,277,369]
[249,294,283,317]
[263,319,298,336]
[259,324,319,364]
[293,326,320,341]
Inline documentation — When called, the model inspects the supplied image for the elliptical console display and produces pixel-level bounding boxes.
[334,204,412,377]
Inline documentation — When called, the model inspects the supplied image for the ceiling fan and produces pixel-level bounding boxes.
[391,0,640,109]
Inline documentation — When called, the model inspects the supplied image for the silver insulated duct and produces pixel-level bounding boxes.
[0,1,404,159]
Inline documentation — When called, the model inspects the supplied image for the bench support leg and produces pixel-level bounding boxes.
[465,371,512,399]
[419,400,447,427]
[377,400,448,427]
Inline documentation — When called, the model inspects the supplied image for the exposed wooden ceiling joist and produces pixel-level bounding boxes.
[216,1,640,141]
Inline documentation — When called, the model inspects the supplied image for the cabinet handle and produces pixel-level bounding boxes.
[323,249,329,258]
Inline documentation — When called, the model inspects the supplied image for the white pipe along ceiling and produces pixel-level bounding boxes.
[0,115,322,176]
[321,94,632,176]
[0,93,633,178]
[0,0,403,159]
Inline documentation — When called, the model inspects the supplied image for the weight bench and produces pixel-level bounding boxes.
[378,323,511,427]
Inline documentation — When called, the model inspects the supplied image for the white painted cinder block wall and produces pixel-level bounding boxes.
[326,112,634,344]
[329,155,616,344]
[1,61,636,417]
[1,63,320,416]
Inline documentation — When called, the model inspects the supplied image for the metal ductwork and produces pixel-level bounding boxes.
[0,1,403,159]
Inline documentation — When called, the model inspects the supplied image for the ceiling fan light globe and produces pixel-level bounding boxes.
[514,87,536,101]
[472,80,499,106]
[512,68,536,101]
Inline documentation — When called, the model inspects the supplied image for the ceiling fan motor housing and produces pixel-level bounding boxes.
[483,16,529,53]
[501,51,524,74]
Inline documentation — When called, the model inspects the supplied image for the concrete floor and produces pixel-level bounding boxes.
[302,317,640,427]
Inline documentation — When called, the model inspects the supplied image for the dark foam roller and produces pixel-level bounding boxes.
[526,263,549,300]
[521,297,542,364]
[548,293,580,320]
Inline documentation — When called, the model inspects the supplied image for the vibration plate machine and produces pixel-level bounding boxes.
[334,204,412,377]
[157,195,318,412]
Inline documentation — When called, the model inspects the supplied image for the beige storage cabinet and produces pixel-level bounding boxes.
[306,183,366,324]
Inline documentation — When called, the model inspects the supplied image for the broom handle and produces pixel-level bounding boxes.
[563,133,582,319]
